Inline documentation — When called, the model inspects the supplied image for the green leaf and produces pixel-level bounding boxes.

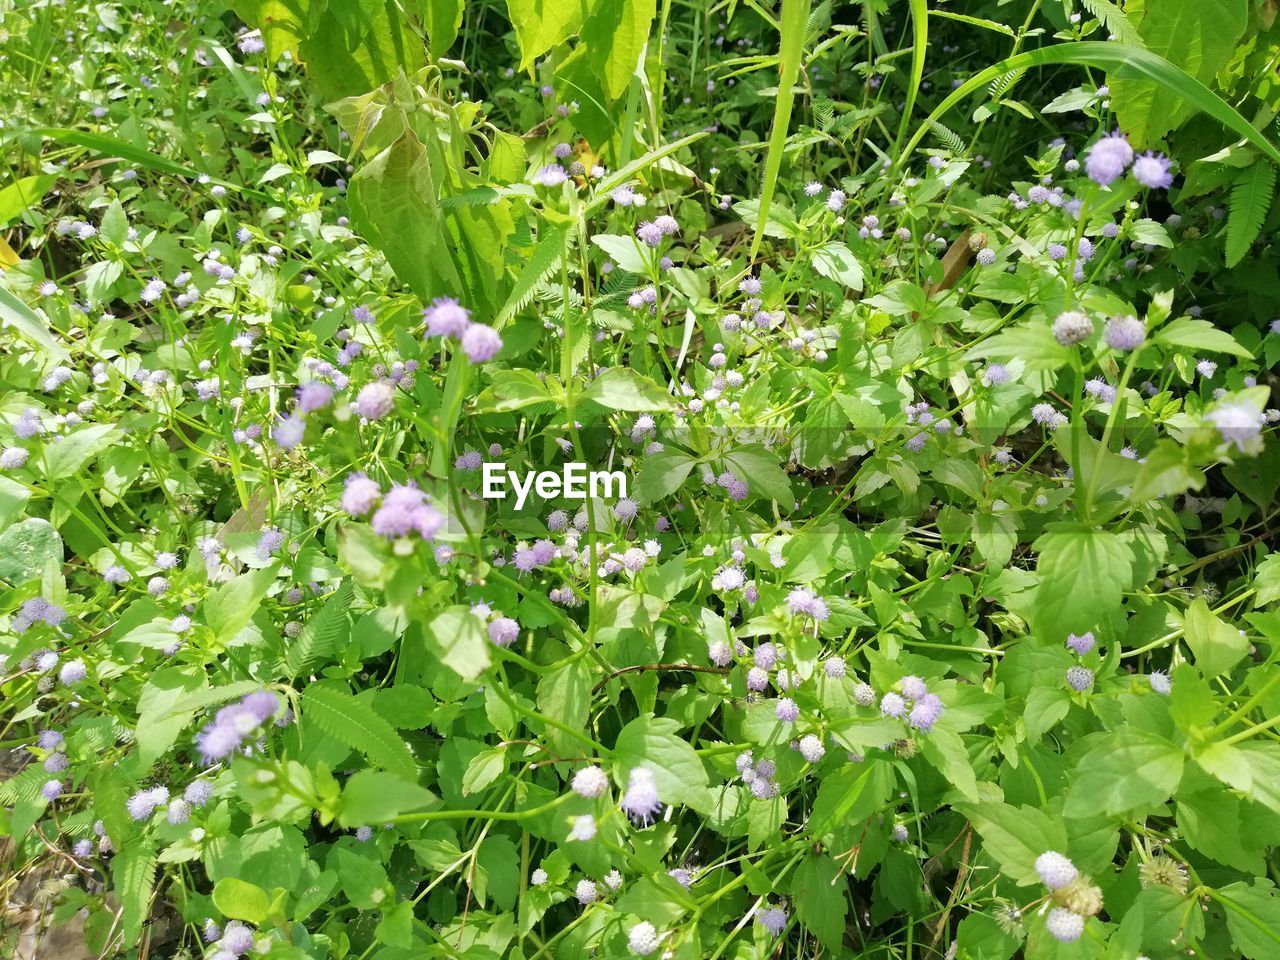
[472,369,555,413]
[723,444,792,506]
[0,174,59,227]
[349,132,463,306]
[100,199,128,245]
[955,801,1068,886]
[581,367,676,411]
[810,241,865,292]
[286,580,353,678]
[919,726,979,802]
[536,661,592,755]
[1256,555,1280,608]
[1198,741,1280,815]
[422,0,464,58]
[301,683,417,779]
[506,0,589,68]
[590,233,652,273]
[1226,162,1276,267]
[112,841,157,946]
[613,714,712,813]
[0,518,63,584]
[791,854,848,949]
[1066,730,1185,816]
[807,762,892,838]
[213,877,271,924]
[42,423,122,480]
[635,449,696,503]
[136,668,207,768]
[1109,0,1248,146]
[1150,316,1253,359]
[337,770,436,828]
[375,900,415,949]
[462,749,507,796]
[1217,880,1280,959]
[749,0,811,259]
[422,605,491,681]
[1079,0,1144,46]
[1182,597,1249,676]
[204,564,278,644]
[0,285,69,363]
[1030,524,1133,637]
[295,4,427,102]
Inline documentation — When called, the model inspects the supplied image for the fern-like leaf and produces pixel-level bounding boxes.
[1079,0,1145,48]
[928,120,966,155]
[286,580,353,679]
[113,840,157,946]
[813,97,835,132]
[1225,160,1276,267]
[301,683,417,779]
[496,226,566,327]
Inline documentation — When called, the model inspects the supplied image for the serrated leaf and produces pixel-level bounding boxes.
[301,684,417,779]
[1225,161,1276,267]
[113,841,157,946]
[286,580,353,678]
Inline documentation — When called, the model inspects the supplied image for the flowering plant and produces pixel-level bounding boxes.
[3,1,1280,959]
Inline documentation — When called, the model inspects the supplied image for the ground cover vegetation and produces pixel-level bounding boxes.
[3,0,1280,958]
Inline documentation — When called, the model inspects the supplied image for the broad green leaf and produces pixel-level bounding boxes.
[810,241,865,292]
[0,174,59,226]
[1182,597,1249,676]
[1030,524,1133,637]
[1150,317,1253,359]
[43,423,121,480]
[349,132,464,307]
[422,605,491,681]
[0,518,63,584]
[1217,880,1280,959]
[613,714,712,812]
[634,449,696,503]
[213,877,271,924]
[136,668,207,767]
[0,283,69,360]
[581,367,676,411]
[537,660,592,755]
[461,748,507,796]
[723,444,792,506]
[590,233,652,273]
[1109,0,1248,146]
[955,801,1068,885]
[337,770,436,828]
[506,0,589,68]
[1066,730,1184,816]
[204,564,278,644]
[791,854,848,949]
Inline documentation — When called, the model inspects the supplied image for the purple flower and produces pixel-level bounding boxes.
[1066,631,1095,656]
[1084,131,1133,186]
[1132,152,1172,189]
[59,660,86,686]
[353,381,396,419]
[900,676,928,701]
[572,766,609,799]
[1035,851,1078,890]
[487,616,519,648]
[620,766,662,825]
[219,921,255,955]
[1,447,29,469]
[423,298,471,338]
[273,414,306,449]
[880,692,907,718]
[256,527,284,560]
[1052,310,1093,346]
[532,164,567,187]
[1046,908,1084,943]
[757,905,788,936]
[823,657,846,678]
[296,381,334,414]
[185,780,214,806]
[1066,666,1094,692]
[41,780,63,801]
[908,694,944,732]
[342,473,382,516]
[1104,314,1145,351]
[237,33,265,54]
[371,484,430,537]
[637,222,664,246]
[776,697,799,724]
[1206,404,1263,450]
[460,323,502,363]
